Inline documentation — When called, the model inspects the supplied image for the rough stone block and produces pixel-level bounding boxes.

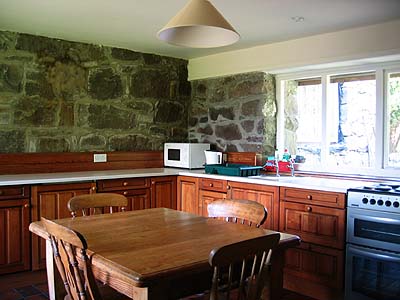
[0,64,23,92]
[24,70,55,100]
[209,107,234,121]
[0,31,17,50]
[131,69,170,99]
[109,134,151,151]
[79,134,107,151]
[36,137,70,152]
[14,97,58,126]
[143,53,162,65]
[0,130,25,153]
[88,68,123,100]
[87,104,135,129]
[48,61,87,99]
[215,124,242,141]
[198,125,213,135]
[155,101,184,123]
[241,120,255,132]
[241,99,263,116]
[111,48,141,61]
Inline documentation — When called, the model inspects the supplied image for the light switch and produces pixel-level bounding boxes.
[93,153,107,163]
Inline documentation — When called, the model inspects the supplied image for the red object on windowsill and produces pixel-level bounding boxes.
[263,160,291,173]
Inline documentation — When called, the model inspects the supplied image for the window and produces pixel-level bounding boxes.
[276,63,400,175]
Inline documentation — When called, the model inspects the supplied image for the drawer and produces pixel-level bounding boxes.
[0,185,30,200]
[97,178,150,191]
[280,187,345,208]
[200,178,227,193]
[279,201,345,249]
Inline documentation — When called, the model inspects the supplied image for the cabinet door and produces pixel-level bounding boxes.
[228,182,279,231]
[199,190,227,217]
[284,242,344,300]
[177,176,199,215]
[31,182,96,270]
[120,189,150,211]
[151,176,177,209]
[279,201,345,249]
[0,199,30,275]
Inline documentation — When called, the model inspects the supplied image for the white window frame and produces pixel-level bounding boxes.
[275,61,400,177]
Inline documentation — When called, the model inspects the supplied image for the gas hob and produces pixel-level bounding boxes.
[347,183,400,213]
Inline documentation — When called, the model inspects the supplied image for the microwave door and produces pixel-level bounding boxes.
[168,149,181,161]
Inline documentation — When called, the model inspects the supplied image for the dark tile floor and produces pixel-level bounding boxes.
[0,270,315,300]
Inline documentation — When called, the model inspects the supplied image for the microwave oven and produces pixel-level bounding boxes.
[164,143,210,169]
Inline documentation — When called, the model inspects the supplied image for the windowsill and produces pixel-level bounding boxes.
[294,165,400,182]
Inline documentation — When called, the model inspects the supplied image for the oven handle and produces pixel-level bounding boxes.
[348,212,400,225]
[348,245,400,262]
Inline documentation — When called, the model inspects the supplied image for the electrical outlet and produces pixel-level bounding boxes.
[93,153,107,163]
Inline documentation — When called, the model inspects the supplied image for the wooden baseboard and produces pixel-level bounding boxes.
[0,151,163,175]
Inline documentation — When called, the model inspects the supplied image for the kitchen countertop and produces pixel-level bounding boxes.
[0,167,369,193]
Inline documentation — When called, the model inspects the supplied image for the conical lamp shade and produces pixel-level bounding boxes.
[157,0,240,48]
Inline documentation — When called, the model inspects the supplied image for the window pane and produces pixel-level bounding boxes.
[388,72,400,167]
[327,73,376,168]
[284,79,322,167]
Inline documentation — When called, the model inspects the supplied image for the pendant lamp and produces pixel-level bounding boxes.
[157,0,240,48]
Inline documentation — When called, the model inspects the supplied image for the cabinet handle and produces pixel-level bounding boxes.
[307,195,312,200]
[152,181,155,185]
[306,206,312,212]
[91,186,96,191]
[123,182,128,186]
[227,185,231,190]
[123,191,128,195]
[24,203,30,208]
[209,183,213,187]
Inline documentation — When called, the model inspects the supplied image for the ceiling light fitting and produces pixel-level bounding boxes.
[157,0,240,48]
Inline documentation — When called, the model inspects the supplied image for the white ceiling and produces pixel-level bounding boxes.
[0,0,399,60]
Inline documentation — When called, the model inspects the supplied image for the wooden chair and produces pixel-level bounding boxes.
[207,199,267,228]
[68,193,128,217]
[42,217,102,300]
[209,233,280,300]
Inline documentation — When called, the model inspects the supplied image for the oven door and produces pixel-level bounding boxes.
[345,244,400,300]
[347,207,400,252]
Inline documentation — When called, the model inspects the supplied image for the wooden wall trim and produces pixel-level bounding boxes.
[0,151,164,175]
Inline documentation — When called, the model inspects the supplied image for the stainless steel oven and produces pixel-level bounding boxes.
[346,186,400,300]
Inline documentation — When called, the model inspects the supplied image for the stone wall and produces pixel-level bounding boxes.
[0,31,190,153]
[189,72,276,155]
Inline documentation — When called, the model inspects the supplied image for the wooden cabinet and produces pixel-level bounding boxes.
[97,177,151,211]
[279,187,346,300]
[151,176,177,209]
[0,185,30,275]
[198,178,227,216]
[227,181,279,230]
[31,182,96,270]
[177,176,199,214]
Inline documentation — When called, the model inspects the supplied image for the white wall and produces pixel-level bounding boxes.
[188,19,400,80]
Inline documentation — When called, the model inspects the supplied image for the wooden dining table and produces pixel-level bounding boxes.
[29,208,300,300]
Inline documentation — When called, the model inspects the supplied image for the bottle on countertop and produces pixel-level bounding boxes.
[282,149,290,162]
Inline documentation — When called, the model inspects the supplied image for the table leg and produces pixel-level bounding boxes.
[270,248,285,300]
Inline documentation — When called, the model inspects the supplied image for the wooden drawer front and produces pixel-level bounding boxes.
[98,178,150,191]
[279,202,345,249]
[281,187,345,208]
[200,178,227,193]
[284,242,344,290]
[0,185,29,200]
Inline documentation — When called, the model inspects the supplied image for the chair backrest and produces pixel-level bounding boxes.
[42,217,102,300]
[207,199,267,228]
[68,193,128,217]
[209,233,280,300]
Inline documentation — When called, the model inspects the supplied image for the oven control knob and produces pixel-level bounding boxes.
[362,197,368,204]
[385,201,392,207]
[393,201,399,208]
[377,199,384,206]
[370,199,376,205]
